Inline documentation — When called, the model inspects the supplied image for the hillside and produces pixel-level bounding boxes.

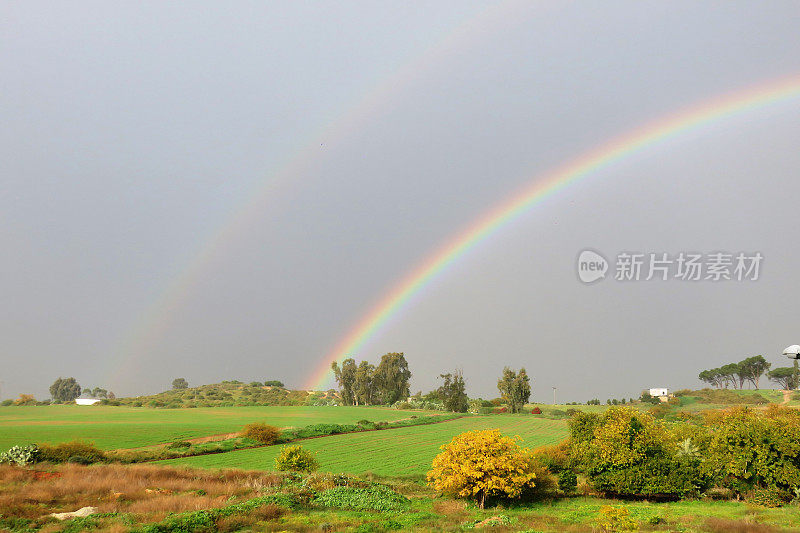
[115,381,338,408]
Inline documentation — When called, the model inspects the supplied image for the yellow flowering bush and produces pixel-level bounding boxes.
[426,429,536,508]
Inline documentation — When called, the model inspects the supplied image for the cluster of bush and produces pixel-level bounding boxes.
[1,395,55,406]
[674,388,769,405]
[536,405,800,506]
[393,398,445,411]
[0,441,109,466]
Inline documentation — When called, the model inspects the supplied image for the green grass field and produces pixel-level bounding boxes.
[160,415,568,476]
[0,405,433,450]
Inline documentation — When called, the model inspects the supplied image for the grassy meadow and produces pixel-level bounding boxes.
[159,415,569,476]
[0,405,435,450]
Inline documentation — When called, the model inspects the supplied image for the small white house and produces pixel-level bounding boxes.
[649,388,669,398]
[75,393,101,406]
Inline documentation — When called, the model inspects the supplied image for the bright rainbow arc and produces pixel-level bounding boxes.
[306,74,800,391]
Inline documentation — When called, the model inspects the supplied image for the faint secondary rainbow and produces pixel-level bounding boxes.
[105,0,536,390]
[306,74,800,390]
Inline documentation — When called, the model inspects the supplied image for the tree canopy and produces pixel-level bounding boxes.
[497,367,531,413]
[437,370,469,413]
[49,377,81,402]
[332,352,411,406]
[699,356,771,390]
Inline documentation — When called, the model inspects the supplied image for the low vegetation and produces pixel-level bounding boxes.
[274,445,319,472]
[239,422,280,444]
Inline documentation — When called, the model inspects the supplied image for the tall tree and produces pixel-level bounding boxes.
[437,370,469,413]
[497,367,531,413]
[734,362,748,389]
[172,378,188,390]
[739,355,771,389]
[768,367,796,390]
[91,387,108,399]
[331,359,358,405]
[373,352,412,405]
[49,377,81,402]
[353,361,375,405]
[699,369,722,389]
[719,363,740,389]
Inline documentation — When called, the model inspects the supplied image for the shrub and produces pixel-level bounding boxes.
[38,441,106,464]
[0,400,12,406]
[531,407,542,414]
[705,406,800,493]
[166,441,192,449]
[648,404,672,419]
[748,486,789,507]
[596,506,637,532]
[571,407,706,498]
[275,445,319,472]
[534,442,570,473]
[13,394,36,406]
[0,444,40,466]
[240,423,281,444]
[558,470,578,493]
[427,429,537,508]
[313,484,409,511]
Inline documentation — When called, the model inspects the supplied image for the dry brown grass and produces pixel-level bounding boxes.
[704,517,780,533]
[0,463,281,521]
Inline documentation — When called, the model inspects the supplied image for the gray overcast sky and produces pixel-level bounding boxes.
[2,1,800,402]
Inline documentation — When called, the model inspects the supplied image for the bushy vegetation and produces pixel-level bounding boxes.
[312,484,409,511]
[240,422,280,444]
[38,440,107,464]
[681,388,769,405]
[275,445,319,472]
[427,429,538,508]
[567,408,707,499]
[548,405,800,506]
[0,445,39,466]
[116,381,322,408]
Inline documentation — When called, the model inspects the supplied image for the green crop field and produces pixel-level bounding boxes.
[160,415,568,476]
[0,405,434,450]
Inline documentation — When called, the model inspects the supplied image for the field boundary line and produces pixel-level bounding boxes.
[143,414,473,463]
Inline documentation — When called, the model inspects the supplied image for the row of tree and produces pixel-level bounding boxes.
[698,355,771,389]
[331,352,412,406]
[331,354,532,414]
[49,378,115,401]
[699,355,800,390]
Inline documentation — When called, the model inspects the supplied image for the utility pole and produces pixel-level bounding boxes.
[552,387,557,405]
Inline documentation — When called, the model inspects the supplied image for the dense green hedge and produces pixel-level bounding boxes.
[559,406,800,504]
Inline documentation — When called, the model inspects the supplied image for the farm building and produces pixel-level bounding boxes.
[649,388,669,397]
[648,388,673,403]
[75,393,101,406]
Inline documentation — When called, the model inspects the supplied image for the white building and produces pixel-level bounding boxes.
[649,388,669,398]
[75,393,101,406]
